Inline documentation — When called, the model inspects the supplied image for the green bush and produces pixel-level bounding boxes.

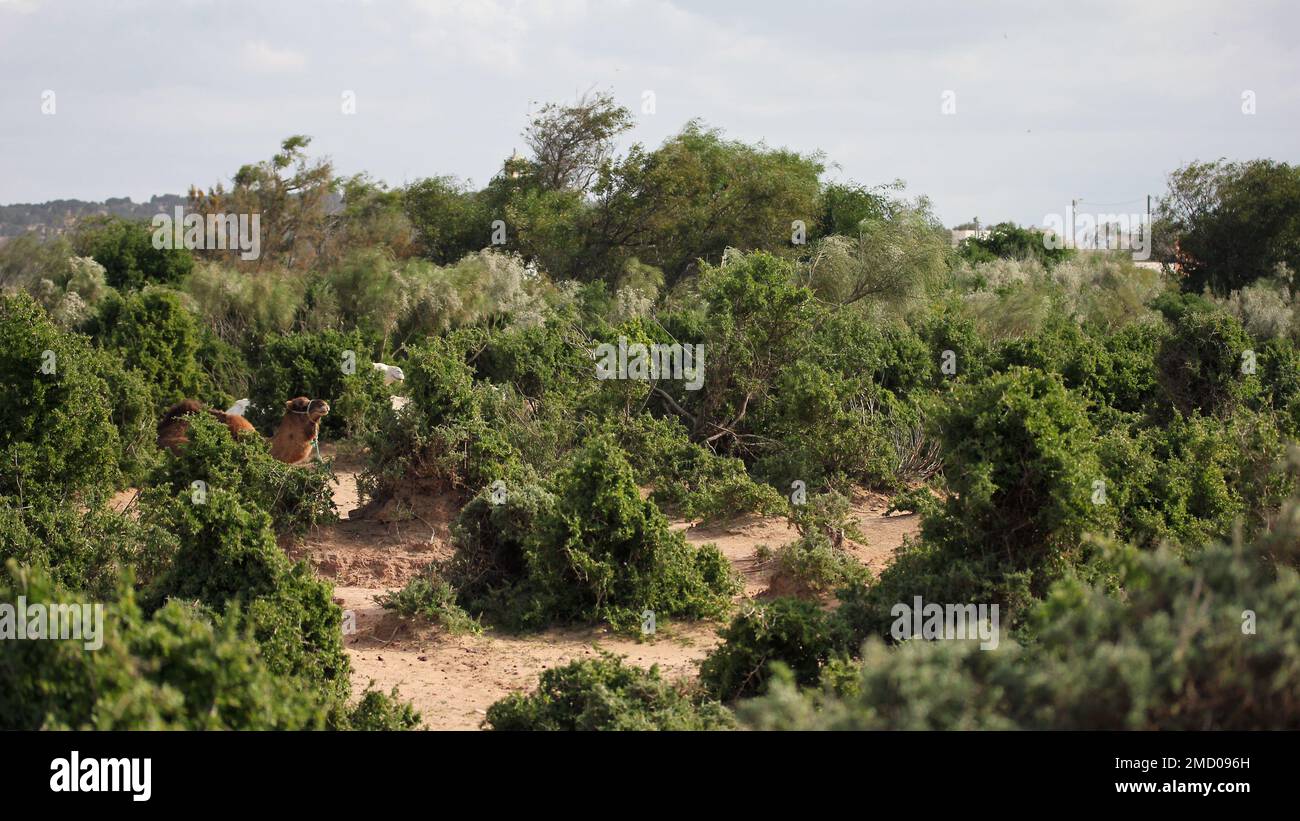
[88,345,160,483]
[751,359,912,491]
[141,488,349,702]
[699,597,840,700]
[839,368,1114,643]
[1155,305,1258,418]
[358,334,538,504]
[248,329,390,438]
[1100,410,1294,548]
[0,292,122,500]
[376,570,481,635]
[612,413,785,521]
[0,496,175,598]
[361,400,527,503]
[759,534,871,599]
[0,561,330,730]
[342,686,423,730]
[73,216,194,291]
[485,653,734,731]
[87,287,211,406]
[441,440,739,631]
[744,518,1300,729]
[926,368,1111,553]
[149,413,335,535]
[196,331,254,410]
[440,481,556,618]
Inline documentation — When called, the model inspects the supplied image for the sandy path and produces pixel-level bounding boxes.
[293,446,919,729]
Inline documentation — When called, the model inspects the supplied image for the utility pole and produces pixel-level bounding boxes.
[1071,198,1077,251]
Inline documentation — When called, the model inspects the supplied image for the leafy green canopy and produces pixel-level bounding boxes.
[72,215,194,290]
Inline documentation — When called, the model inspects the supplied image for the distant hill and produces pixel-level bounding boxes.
[0,195,188,241]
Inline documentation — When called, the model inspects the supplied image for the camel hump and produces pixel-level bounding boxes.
[215,410,257,436]
[159,399,205,431]
[157,399,258,455]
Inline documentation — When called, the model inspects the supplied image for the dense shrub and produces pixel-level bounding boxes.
[248,329,390,438]
[485,653,734,731]
[73,216,194,290]
[0,496,175,598]
[699,597,841,701]
[744,518,1300,730]
[361,336,532,502]
[441,440,739,631]
[956,222,1074,268]
[196,331,254,410]
[376,569,481,635]
[180,261,303,346]
[0,561,331,730]
[612,413,785,521]
[751,359,915,491]
[758,534,871,599]
[1155,304,1258,418]
[839,368,1114,643]
[87,287,211,406]
[1258,336,1300,437]
[149,413,335,534]
[88,345,160,483]
[0,292,122,499]
[440,481,556,618]
[141,488,349,702]
[342,686,423,731]
[469,318,592,400]
[924,368,1110,560]
[658,251,814,453]
[759,494,870,599]
[1100,410,1294,548]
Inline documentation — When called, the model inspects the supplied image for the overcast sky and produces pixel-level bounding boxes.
[1,0,1296,226]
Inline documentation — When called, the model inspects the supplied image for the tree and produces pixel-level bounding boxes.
[0,233,74,292]
[605,122,824,286]
[403,175,488,264]
[189,135,337,270]
[1157,159,1300,295]
[957,222,1073,268]
[815,180,892,239]
[72,216,193,290]
[523,90,634,194]
[333,173,414,259]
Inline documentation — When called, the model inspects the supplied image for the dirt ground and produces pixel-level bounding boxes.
[290,446,920,730]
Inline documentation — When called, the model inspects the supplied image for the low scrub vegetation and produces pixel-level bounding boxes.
[4,97,1300,731]
[485,654,734,731]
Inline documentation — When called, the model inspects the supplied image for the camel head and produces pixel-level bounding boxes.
[287,396,331,422]
[268,396,331,464]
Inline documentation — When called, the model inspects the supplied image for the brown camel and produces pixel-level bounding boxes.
[157,399,258,454]
[157,397,330,465]
[268,397,331,464]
